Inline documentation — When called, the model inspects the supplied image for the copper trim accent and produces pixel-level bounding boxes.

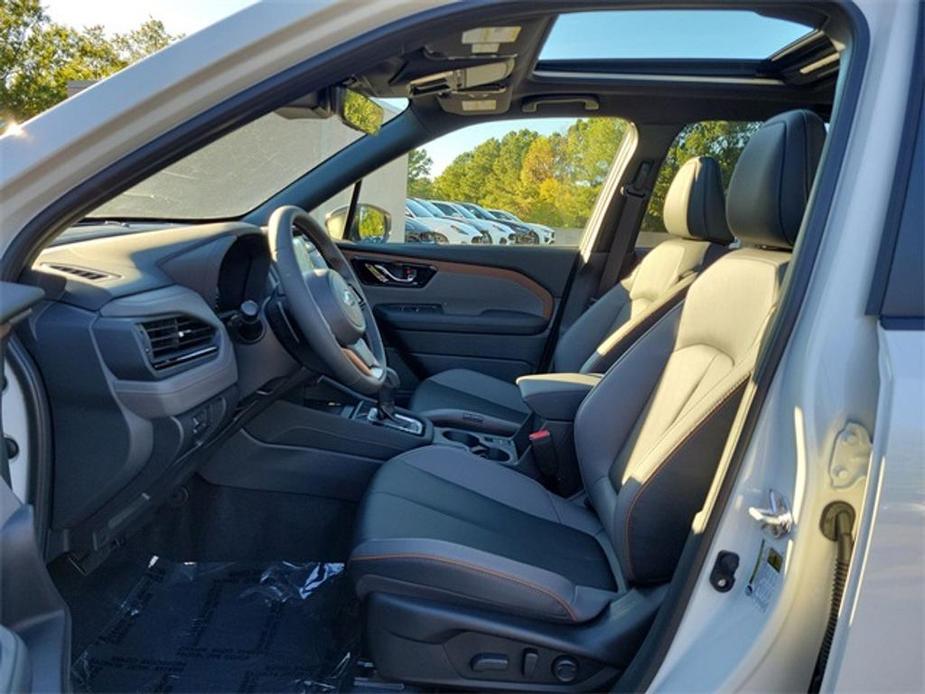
[342,347,373,376]
[343,249,554,318]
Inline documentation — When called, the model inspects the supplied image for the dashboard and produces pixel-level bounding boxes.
[23,222,301,558]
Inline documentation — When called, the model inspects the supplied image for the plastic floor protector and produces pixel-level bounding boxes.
[72,558,359,693]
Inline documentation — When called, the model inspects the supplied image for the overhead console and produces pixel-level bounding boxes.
[363,18,551,116]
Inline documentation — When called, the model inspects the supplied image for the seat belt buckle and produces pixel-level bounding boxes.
[528,429,558,477]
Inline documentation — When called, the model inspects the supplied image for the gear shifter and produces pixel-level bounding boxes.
[375,367,401,423]
[367,368,423,435]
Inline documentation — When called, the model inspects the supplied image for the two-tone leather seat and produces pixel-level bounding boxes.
[350,110,826,690]
[410,155,734,428]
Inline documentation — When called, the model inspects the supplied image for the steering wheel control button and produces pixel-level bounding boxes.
[470,654,509,673]
[552,656,579,684]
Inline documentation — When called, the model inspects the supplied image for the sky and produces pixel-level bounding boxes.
[42,3,810,176]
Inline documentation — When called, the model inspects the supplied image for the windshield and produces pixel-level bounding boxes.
[90,100,405,221]
[470,206,496,220]
[406,199,430,217]
[418,200,446,217]
[452,205,477,219]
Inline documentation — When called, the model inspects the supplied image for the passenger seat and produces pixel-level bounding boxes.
[410,156,734,429]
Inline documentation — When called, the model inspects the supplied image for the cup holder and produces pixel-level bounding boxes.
[440,428,514,464]
[476,446,511,462]
[441,430,481,447]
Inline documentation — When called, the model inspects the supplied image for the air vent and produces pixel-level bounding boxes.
[138,315,217,370]
[42,262,118,282]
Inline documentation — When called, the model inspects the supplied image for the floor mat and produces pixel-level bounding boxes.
[72,558,359,693]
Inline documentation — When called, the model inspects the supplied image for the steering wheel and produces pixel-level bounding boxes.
[267,205,387,395]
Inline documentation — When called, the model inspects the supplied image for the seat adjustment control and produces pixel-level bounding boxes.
[552,655,578,683]
[522,649,538,677]
[470,653,508,673]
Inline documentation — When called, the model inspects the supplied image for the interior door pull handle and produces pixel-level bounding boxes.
[371,263,416,284]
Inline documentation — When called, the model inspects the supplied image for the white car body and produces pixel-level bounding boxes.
[489,208,555,244]
[404,203,481,245]
[0,1,921,692]
[426,200,517,245]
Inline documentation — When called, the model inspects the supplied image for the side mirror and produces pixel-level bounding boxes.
[339,89,384,135]
[325,203,391,243]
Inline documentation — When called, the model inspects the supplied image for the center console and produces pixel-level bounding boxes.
[241,370,602,498]
[433,427,519,464]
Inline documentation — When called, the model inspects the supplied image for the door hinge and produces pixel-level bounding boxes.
[828,422,872,490]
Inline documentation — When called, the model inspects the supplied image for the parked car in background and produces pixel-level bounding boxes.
[411,199,492,244]
[488,208,556,245]
[421,199,515,245]
[455,201,539,244]
[403,216,447,244]
[404,199,481,244]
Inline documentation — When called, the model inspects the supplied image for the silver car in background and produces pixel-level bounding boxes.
[488,208,556,245]
[455,202,541,244]
[414,199,496,244]
[404,199,482,244]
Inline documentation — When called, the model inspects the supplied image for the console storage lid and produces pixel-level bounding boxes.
[516,372,601,421]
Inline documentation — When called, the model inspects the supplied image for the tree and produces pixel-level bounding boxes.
[1,1,180,125]
[425,117,628,228]
[642,120,761,233]
[482,129,539,215]
[407,148,434,197]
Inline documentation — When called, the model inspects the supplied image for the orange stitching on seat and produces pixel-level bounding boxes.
[622,378,749,581]
[349,552,578,621]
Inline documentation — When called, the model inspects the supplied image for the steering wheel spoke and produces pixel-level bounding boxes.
[344,338,382,377]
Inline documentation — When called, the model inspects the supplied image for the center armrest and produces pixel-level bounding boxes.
[516,372,602,421]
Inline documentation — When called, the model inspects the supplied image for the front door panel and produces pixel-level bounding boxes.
[341,244,578,398]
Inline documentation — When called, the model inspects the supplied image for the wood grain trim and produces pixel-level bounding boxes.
[343,249,554,319]
[342,347,373,376]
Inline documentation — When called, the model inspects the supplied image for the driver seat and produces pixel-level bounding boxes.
[350,111,826,690]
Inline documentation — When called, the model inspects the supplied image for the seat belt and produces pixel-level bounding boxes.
[593,161,653,301]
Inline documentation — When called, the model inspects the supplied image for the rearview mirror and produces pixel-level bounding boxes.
[325,203,391,243]
[339,89,384,135]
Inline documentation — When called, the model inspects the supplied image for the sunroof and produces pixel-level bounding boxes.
[540,10,812,61]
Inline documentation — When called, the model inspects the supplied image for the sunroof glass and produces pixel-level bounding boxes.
[540,10,812,61]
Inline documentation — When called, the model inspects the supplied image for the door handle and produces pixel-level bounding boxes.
[352,258,435,288]
[370,263,417,285]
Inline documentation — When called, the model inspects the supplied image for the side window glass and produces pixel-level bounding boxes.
[318,117,630,247]
[638,120,761,247]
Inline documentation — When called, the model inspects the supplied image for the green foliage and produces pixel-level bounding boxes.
[356,205,388,242]
[641,120,761,233]
[424,118,628,228]
[341,90,383,134]
[1,0,180,125]
[407,148,434,198]
[415,118,758,231]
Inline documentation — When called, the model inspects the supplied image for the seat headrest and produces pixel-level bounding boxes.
[662,156,733,245]
[727,109,827,249]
